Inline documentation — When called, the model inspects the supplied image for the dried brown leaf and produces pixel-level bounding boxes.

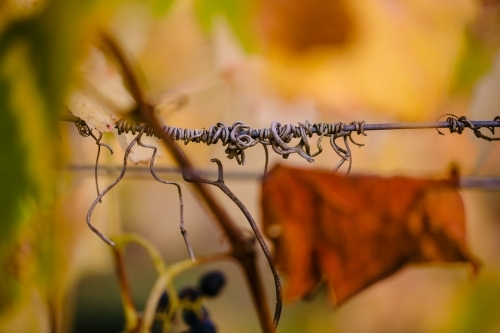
[261,165,480,306]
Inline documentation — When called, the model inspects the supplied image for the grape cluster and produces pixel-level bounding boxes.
[152,270,226,333]
[181,270,226,333]
[182,306,215,333]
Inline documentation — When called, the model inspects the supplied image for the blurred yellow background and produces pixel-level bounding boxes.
[1,0,500,332]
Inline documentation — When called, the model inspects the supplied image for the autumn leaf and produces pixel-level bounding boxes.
[261,164,480,306]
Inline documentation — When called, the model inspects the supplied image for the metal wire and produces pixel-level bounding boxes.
[63,115,500,170]
[67,164,500,190]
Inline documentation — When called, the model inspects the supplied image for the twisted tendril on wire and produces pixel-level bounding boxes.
[438,114,500,141]
[115,119,367,167]
[75,118,91,137]
[75,114,500,175]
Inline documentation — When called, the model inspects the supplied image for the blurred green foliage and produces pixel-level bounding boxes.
[193,0,259,52]
[151,0,176,17]
[0,0,103,315]
[443,272,500,333]
[451,32,496,95]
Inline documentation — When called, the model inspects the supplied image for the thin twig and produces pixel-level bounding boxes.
[112,247,140,332]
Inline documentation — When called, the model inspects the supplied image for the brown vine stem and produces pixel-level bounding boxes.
[112,247,140,332]
[100,34,276,333]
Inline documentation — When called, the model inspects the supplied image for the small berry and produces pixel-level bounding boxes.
[152,292,170,333]
[199,271,226,297]
[178,286,200,302]
[182,306,209,326]
[188,318,217,333]
[156,291,170,312]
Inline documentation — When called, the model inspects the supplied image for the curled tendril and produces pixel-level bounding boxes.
[86,130,143,246]
[136,136,196,263]
[437,114,500,141]
[112,119,367,168]
[75,118,91,137]
[181,158,282,328]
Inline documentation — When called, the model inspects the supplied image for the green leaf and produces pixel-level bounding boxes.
[193,0,259,53]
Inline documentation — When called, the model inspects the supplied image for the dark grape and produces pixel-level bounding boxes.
[188,318,217,333]
[198,271,226,297]
[156,291,170,312]
[178,286,200,302]
[182,306,208,327]
[152,291,170,333]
